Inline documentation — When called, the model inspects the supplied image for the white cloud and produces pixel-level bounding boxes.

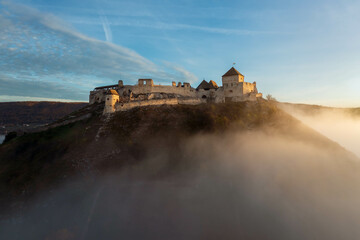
[66,16,276,36]
[162,62,198,84]
[0,1,198,101]
[0,74,88,100]
[99,13,113,43]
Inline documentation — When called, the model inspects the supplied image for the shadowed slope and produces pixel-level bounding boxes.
[0,101,359,240]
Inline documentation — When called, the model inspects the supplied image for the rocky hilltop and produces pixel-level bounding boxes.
[1,101,360,240]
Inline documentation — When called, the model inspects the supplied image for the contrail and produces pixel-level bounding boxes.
[99,14,113,43]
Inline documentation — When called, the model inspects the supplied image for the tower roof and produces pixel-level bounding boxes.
[209,80,219,88]
[222,67,244,77]
[196,80,211,90]
[196,80,218,90]
[106,89,119,95]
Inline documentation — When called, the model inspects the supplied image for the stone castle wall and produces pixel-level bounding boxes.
[197,88,225,103]
[222,75,257,101]
[89,90,107,104]
[242,82,257,94]
[91,67,263,114]
[223,83,243,99]
[110,98,203,113]
[222,75,244,84]
[104,94,120,113]
[120,85,197,98]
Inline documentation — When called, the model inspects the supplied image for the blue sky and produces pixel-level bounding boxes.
[1,0,360,106]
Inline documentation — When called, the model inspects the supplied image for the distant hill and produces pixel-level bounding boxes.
[278,102,360,117]
[0,102,87,134]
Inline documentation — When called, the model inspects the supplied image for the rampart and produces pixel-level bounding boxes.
[121,84,196,98]
[90,66,263,114]
[113,98,203,112]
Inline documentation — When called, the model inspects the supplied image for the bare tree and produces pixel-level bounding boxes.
[266,94,277,102]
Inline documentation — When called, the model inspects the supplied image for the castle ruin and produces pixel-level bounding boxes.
[89,67,263,114]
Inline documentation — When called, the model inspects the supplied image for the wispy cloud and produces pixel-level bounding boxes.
[99,13,113,42]
[67,17,276,36]
[0,74,88,101]
[0,1,197,101]
[162,62,197,84]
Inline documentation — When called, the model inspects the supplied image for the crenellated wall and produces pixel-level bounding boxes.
[121,84,196,97]
[222,73,258,101]
[89,90,107,104]
[242,82,257,94]
[91,67,263,114]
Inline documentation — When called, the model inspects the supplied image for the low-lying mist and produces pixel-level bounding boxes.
[1,129,360,240]
[280,104,360,158]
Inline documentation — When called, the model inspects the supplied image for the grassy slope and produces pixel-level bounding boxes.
[0,101,355,214]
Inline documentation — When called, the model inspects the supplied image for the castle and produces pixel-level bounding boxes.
[89,67,263,114]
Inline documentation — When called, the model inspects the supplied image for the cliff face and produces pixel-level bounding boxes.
[1,101,360,240]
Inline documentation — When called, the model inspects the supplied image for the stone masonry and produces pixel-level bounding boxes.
[89,67,263,114]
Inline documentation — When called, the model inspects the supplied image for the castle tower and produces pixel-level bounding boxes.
[104,89,119,114]
[222,67,244,100]
[222,67,244,86]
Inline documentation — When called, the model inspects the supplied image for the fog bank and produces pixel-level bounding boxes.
[1,130,360,239]
[280,104,360,158]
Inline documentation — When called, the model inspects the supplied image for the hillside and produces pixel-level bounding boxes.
[0,101,279,201]
[1,101,360,240]
[278,102,360,117]
[0,101,87,134]
[278,102,360,158]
